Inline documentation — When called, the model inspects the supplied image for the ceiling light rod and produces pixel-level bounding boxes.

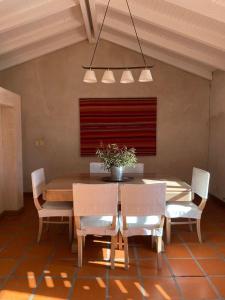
[125,0,147,67]
[83,0,154,83]
[89,0,111,67]
[82,65,153,70]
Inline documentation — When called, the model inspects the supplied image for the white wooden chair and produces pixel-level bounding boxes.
[120,183,166,269]
[166,167,210,243]
[31,168,73,243]
[73,183,119,268]
[89,162,109,173]
[124,163,144,174]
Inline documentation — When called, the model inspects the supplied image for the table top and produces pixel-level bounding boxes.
[43,173,191,202]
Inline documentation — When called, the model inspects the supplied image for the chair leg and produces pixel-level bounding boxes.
[156,236,162,270]
[166,218,171,243]
[151,236,156,249]
[110,236,116,269]
[69,217,73,242]
[46,217,50,231]
[37,218,43,243]
[82,236,86,247]
[188,219,193,232]
[77,236,83,267]
[196,219,202,243]
[123,236,129,270]
[118,233,123,250]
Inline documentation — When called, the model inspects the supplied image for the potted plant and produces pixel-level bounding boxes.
[96,143,137,181]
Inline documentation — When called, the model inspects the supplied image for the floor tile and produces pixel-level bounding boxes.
[176,230,200,243]
[204,233,225,243]
[165,244,191,258]
[0,258,17,277]
[136,246,158,259]
[177,277,217,300]
[14,257,48,277]
[114,247,134,261]
[83,245,110,261]
[0,277,35,300]
[210,277,225,298]
[33,278,71,300]
[76,260,108,277]
[168,258,203,276]
[109,278,145,299]
[26,244,54,258]
[214,243,225,256]
[71,278,106,300]
[139,258,171,277]
[187,243,219,258]
[43,262,76,278]
[143,278,181,300]
[109,261,138,277]
[0,243,28,259]
[198,258,225,275]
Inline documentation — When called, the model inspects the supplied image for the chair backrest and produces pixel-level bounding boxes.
[120,183,166,216]
[73,183,118,216]
[191,167,210,199]
[89,162,109,174]
[31,168,45,199]
[124,163,144,174]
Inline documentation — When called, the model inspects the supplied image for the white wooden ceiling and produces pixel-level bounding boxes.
[1,0,225,80]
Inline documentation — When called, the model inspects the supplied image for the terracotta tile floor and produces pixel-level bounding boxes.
[0,195,224,300]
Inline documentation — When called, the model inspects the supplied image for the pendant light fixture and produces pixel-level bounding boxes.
[101,69,116,83]
[120,70,134,84]
[83,0,153,84]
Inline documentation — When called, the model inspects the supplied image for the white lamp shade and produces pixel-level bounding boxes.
[83,69,97,83]
[120,70,134,83]
[139,69,153,82]
[101,70,115,83]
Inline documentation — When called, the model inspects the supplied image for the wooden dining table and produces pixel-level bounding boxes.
[43,172,192,202]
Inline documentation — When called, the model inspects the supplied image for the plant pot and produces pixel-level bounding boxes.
[110,166,124,181]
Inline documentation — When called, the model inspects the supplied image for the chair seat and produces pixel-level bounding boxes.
[165,201,201,219]
[39,201,73,218]
[120,215,163,237]
[42,201,73,210]
[76,216,119,236]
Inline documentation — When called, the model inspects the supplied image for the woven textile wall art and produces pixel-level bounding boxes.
[79,98,157,156]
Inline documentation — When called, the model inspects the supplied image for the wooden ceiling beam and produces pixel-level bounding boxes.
[97,0,225,52]
[0,0,79,34]
[100,19,225,71]
[101,28,213,80]
[164,0,225,25]
[0,27,86,71]
[79,0,98,43]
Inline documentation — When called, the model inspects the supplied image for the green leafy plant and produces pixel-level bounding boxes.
[96,143,137,170]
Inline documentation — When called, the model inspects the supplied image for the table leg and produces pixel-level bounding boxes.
[71,238,78,253]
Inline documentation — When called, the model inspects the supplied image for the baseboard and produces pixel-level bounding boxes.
[0,206,24,220]
[209,193,225,207]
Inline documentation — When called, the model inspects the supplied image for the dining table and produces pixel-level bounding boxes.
[43,172,192,202]
[43,172,192,252]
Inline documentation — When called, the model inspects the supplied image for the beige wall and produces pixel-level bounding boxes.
[0,88,23,212]
[0,106,4,213]
[0,40,210,192]
[209,70,225,201]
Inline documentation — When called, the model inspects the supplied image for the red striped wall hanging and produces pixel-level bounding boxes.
[79,98,157,156]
